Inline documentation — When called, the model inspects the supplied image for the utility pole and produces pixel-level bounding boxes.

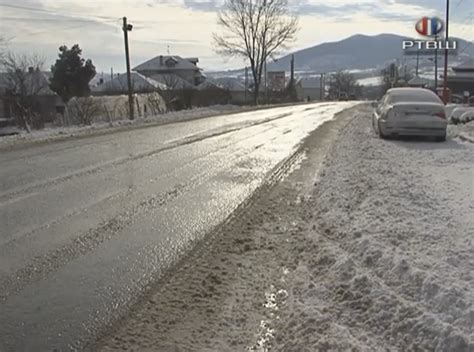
[244,66,248,104]
[320,73,324,101]
[264,59,268,104]
[442,0,450,103]
[289,54,296,101]
[123,17,134,120]
[435,35,439,92]
[290,55,295,86]
[416,51,420,76]
[110,67,114,80]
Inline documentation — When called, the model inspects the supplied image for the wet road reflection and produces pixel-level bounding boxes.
[0,102,356,351]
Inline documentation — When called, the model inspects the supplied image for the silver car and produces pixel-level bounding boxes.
[373,88,448,141]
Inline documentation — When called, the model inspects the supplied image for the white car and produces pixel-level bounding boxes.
[450,106,474,124]
[373,88,448,142]
[459,110,474,124]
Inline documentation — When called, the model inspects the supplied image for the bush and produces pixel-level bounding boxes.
[68,97,101,125]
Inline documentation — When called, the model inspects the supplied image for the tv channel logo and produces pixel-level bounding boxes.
[415,17,444,37]
[403,16,456,53]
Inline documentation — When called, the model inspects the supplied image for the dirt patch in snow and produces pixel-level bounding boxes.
[93,104,473,351]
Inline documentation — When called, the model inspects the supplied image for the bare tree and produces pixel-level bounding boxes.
[155,74,194,110]
[0,52,47,132]
[214,0,298,104]
[68,97,101,125]
[380,65,414,96]
[0,36,7,62]
[145,93,167,115]
[328,71,362,100]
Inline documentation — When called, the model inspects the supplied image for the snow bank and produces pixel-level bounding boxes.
[0,104,242,150]
[449,121,474,143]
[449,105,474,124]
[274,108,474,351]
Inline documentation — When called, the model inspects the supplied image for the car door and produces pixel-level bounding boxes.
[373,95,386,131]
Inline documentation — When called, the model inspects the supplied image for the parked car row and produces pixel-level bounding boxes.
[447,105,474,124]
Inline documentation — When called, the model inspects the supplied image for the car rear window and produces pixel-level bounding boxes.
[390,91,442,104]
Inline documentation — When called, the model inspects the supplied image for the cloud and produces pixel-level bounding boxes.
[1,0,471,72]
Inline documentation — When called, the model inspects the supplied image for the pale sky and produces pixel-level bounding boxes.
[1,0,472,73]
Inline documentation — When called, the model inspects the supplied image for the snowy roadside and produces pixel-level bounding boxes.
[0,102,314,151]
[448,122,474,143]
[0,105,242,151]
[274,108,474,351]
[93,104,362,352]
[94,104,473,351]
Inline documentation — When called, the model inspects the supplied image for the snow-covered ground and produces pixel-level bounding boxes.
[96,104,473,351]
[357,76,383,87]
[449,121,474,142]
[0,105,242,150]
[274,108,474,351]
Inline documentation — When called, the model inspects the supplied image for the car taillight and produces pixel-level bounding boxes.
[434,111,446,119]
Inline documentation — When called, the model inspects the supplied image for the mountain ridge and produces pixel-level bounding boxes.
[210,33,473,76]
[269,33,473,73]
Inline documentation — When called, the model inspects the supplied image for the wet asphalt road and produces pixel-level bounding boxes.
[0,102,355,351]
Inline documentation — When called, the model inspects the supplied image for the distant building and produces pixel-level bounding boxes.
[267,71,286,91]
[444,60,474,97]
[210,77,250,104]
[133,56,204,86]
[295,77,323,101]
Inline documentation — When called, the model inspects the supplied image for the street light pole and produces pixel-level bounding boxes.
[442,0,450,103]
[123,16,134,120]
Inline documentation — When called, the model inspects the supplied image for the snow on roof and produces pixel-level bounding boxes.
[210,77,247,92]
[387,87,432,94]
[149,73,196,90]
[197,80,221,91]
[133,55,200,72]
[92,72,167,93]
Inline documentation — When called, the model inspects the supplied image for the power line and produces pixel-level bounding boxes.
[0,3,120,22]
[454,0,465,9]
[1,16,116,23]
